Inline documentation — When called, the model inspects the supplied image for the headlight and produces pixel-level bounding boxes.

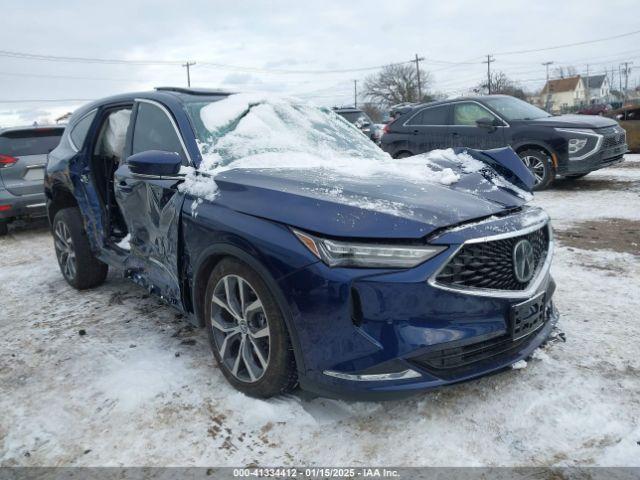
[568,138,588,154]
[555,128,603,159]
[293,229,446,268]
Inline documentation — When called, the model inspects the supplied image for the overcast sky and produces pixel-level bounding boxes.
[1,0,639,126]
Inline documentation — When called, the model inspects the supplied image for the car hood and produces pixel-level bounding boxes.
[522,114,618,129]
[210,159,531,239]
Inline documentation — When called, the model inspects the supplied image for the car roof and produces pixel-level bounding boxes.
[67,87,234,125]
[404,94,512,113]
[0,125,65,135]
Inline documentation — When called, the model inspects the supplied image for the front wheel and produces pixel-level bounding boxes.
[518,149,555,191]
[53,208,108,289]
[204,258,297,398]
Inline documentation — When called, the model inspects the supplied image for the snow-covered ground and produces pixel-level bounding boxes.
[1,156,639,467]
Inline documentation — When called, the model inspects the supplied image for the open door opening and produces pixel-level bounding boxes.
[91,107,132,244]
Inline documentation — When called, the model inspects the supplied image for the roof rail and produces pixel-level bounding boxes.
[154,86,233,96]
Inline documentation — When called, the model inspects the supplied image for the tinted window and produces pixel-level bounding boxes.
[0,129,64,156]
[453,103,497,125]
[132,103,185,159]
[70,111,96,149]
[406,105,449,125]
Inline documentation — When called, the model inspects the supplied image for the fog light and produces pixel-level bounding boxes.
[568,138,587,154]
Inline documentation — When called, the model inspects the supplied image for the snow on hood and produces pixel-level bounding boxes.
[180,94,488,202]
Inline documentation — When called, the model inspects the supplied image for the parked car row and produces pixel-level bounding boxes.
[379,95,628,190]
[333,107,382,142]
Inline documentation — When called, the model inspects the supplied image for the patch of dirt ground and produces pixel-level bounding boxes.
[555,218,640,255]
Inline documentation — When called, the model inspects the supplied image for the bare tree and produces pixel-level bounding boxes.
[552,65,578,79]
[363,63,433,106]
[474,71,527,99]
[360,102,384,123]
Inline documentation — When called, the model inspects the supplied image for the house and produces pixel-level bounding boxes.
[582,74,610,104]
[539,76,585,113]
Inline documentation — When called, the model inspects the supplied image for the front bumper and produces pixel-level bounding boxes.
[281,208,559,400]
[0,189,47,221]
[559,148,626,176]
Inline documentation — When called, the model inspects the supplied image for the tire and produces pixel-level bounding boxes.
[564,172,590,180]
[53,208,108,290]
[394,151,413,159]
[0,221,7,237]
[204,258,297,398]
[518,149,555,191]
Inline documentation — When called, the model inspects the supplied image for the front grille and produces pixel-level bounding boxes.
[408,324,543,380]
[600,126,626,149]
[435,226,549,291]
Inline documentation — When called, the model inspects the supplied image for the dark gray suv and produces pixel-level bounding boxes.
[0,126,64,235]
[380,95,627,190]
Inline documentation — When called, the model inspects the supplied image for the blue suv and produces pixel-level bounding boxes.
[45,88,558,399]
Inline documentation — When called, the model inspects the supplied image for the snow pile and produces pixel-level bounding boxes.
[116,234,131,251]
[179,94,484,201]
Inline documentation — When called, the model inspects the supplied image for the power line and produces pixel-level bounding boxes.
[493,29,640,56]
[0,48,418,75]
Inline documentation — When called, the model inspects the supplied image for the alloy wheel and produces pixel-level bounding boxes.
[210,274,270,383]
[54,221,76,280]
[520,155,546,184]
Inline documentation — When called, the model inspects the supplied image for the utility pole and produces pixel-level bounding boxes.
[353,80,358,108]
[585,64,590,105]
[542,61,553,111]
[182,61,196,87]
[483,55,495,94]
[621,61,633,103]
[414,54,425,101]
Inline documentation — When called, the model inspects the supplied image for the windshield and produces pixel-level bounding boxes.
[482,96,551,121]
[178,94,529,204]
[185,94,386,167]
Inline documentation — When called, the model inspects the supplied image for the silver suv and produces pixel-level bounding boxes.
[0,125,65,236]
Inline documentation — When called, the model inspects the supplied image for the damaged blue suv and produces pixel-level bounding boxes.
[45,88,558,399]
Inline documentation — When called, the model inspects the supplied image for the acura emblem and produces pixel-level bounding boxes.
[513,239,535,283]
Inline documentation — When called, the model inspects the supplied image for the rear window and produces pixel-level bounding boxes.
[0,129,64,156]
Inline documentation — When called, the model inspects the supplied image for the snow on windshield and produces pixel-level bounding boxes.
[181,94,490,201]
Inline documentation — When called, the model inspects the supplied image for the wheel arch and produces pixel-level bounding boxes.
[191,243,306,374]
[513,142,557,170]
[46,185,79,226]
[393,150,414,159]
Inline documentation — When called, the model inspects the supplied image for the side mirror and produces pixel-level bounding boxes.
[126,150,182,177]
[476,117,500,129]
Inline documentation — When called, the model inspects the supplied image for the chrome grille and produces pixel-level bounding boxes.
[435,226,550,291]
